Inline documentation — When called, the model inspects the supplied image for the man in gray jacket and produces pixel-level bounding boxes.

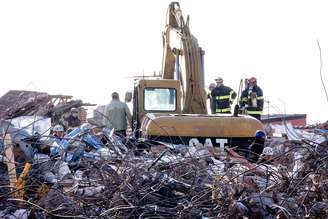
[103,92,132,137]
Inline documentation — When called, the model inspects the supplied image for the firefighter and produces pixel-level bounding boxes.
[240,77,264,120]
[208,83,217,114]
[211,77,237,114]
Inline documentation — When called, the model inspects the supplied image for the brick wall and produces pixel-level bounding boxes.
[270,118,306,126]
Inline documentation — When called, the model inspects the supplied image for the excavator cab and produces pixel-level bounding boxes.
[131,79,181,138]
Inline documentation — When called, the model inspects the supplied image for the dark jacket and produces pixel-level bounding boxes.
[65,114,81,128]
[207,92,216,114]
[240,85,264,116]
[247,141,265,163]
[211,85,237,113]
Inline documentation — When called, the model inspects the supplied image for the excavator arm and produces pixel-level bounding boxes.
[161,2,207,114]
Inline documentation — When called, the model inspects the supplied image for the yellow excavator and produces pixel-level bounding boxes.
[127,2,263,149]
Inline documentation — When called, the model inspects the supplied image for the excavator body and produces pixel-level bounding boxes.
[131,78,263,149]
[129,2,263,150]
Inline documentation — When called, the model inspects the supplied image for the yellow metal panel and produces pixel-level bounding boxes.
[142,113,263,138]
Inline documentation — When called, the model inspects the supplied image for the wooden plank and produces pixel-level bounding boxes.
[3,134,17,195]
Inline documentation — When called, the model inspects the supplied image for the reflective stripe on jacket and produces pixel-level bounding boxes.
[211,85,236,113]
[240,85,264,115]
[216,108,231,113]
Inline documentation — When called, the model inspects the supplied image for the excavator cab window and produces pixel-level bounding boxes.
[144,88,176,111]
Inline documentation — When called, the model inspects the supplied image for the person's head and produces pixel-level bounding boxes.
[53,124,64,138]
[208,83,216,91]
[248,77,257,86]
[255,130,266,142]
[71,108,79,118]
[261,147,274,160]
[112,92,119,100]
[215,77,224,86]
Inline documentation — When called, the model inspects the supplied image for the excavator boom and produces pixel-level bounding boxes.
[162,2,207,114]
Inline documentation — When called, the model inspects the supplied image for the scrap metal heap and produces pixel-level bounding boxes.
[0,90,94,122]
[0,109,327,218]
[0,90,51,120]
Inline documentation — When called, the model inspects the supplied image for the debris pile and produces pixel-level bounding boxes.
[0,90,50,120]
[295,120,328,131]
[0,90,94,123]
[0,91,327,218]
[1,123,327,218]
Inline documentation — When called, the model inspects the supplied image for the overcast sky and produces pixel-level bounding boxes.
[0,0,327,123]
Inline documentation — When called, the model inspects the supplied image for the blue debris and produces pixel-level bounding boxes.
[50,124,105,162]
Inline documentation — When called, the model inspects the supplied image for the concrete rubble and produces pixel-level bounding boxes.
[0,91,327,218]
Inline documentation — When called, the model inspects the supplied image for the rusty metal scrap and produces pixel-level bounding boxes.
[0,90,51,120]
[0,120,328,218]
[0,90,95,122]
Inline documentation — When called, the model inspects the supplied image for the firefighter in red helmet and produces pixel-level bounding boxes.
[240,77,264,120]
